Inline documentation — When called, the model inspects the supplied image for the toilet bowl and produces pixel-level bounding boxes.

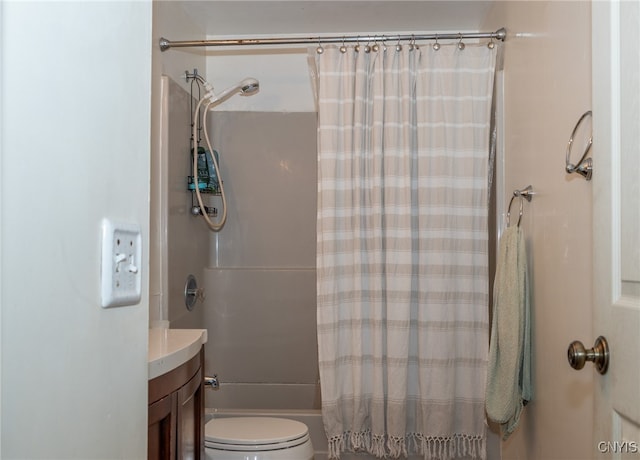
[205,416,315,460]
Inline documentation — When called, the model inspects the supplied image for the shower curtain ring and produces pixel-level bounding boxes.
[372,36,380,52]
[339,37,347,53]
[364,39,371,53]
[457,33,466,50]
[316,38,324,54]
[395,38,402,52]
[488,36,495,49]
[354,36,361,53]
[433,34,441,51]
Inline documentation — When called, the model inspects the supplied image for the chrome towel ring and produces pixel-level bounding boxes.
[565,110,593,181]
[507,185,534,227]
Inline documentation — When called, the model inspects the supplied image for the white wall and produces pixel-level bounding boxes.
[484,2,594,459]
[153,1,207,95]
[1,2,151,457]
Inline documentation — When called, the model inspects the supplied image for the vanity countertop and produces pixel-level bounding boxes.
[148,328,208,380]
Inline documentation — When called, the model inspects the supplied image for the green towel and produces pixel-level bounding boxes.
[485,225,532,440]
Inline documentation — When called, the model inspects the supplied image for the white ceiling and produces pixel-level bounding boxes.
[178,1,496,37]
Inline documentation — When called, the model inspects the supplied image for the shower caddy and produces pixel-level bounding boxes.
[186,69,220,218]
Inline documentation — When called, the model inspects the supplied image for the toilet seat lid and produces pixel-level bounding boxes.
[205,417,309,447]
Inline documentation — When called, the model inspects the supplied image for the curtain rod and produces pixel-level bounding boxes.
[159,28,506,51]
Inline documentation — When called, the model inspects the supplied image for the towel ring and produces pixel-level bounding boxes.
[507,185,534,227]
[565,111,593,181]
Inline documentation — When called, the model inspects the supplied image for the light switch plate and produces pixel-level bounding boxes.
[101,219,142,308]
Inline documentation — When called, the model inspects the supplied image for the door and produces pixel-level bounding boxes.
[591,0,640,457]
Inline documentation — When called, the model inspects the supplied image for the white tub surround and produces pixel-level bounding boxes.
[148,328,208,379]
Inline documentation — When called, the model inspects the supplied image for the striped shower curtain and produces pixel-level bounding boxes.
[311,42,497,460]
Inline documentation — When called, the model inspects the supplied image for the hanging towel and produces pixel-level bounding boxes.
[485,225,532,440]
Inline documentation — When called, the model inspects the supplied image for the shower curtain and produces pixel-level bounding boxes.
[311,42,497,460]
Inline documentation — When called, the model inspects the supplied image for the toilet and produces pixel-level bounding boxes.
[204,416,315,460]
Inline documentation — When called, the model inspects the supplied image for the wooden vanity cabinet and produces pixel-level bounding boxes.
[148,347,205,460]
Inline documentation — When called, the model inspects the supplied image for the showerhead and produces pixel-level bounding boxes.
[239,77,260,95]
[207,77,260,105]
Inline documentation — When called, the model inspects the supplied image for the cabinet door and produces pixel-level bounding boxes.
[177,365,204,460]
[148,393,177,460]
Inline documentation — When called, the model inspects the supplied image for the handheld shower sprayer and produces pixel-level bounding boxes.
[192,76,260,231]
[206,78,260,105]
